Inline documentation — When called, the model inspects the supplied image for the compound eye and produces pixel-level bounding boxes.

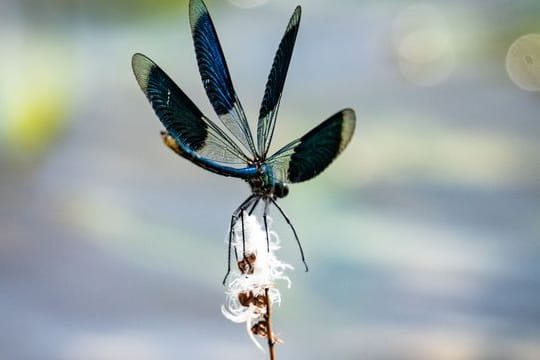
[275,183,289,198]
[282,184,289,197]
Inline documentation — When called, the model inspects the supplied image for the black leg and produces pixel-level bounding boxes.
[233,243,239,263]
[270,198,309,272]
[240,210,246,259]
[223,216,235,285]
[263,198,270,252]
[248,197,261,215]
[223,195,256,285]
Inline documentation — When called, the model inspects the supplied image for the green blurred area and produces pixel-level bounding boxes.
[1,0,539,359]
[16,0,187,21]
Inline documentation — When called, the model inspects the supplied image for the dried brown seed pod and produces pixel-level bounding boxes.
[246,253,257,264]
[251,320,268,337]
[238,291,254,307]
[237,258,252,274]
[253,294,266,308]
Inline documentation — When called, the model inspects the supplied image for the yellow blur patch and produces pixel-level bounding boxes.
[0,36,72,157]
[3,90,68,154]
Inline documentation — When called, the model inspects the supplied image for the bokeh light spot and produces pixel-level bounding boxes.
[506,33,540,91]
[393,3,455,86]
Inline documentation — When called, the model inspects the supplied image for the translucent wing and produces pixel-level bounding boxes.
[257,6,301,159]
[189,0,257,156]
[267,109,356,183]
[132,53,250,165]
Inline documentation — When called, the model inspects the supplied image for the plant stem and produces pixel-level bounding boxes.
[265,288,276,360]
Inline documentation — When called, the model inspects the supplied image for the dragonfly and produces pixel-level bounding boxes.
[132,0,355,283]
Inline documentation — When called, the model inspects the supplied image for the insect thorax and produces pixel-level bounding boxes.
[248,163,289,199]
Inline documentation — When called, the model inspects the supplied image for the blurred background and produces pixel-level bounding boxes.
[1,0,539,358]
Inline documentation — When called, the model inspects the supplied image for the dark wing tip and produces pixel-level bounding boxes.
[189,0,208,30]
[281,108,356,183]
[132,53,155,95]
[338,108,356,153]
[288,6,301,31]
[293,5,302,20]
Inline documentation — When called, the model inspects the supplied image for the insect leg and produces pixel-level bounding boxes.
[263,198,270,252]
[223,195,256,285]
[248,197,261,215]
[270,198,309,272]
[223,215,236,285]
[240,209,246,259]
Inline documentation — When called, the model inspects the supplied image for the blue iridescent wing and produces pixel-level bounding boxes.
[257,6,301,159]
[267,109,356,183]
[189,0,257,157]
[132,53,258,178]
